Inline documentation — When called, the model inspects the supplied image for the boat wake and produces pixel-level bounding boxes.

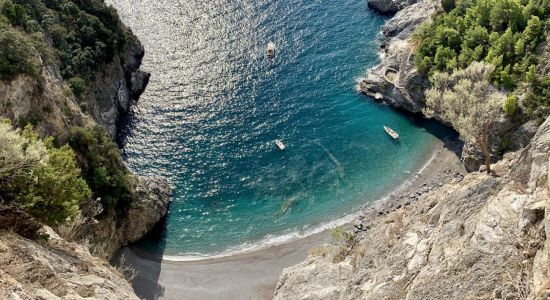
[317,141,346,181]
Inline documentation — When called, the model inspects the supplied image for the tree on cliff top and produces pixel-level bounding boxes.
[424,62,503,173]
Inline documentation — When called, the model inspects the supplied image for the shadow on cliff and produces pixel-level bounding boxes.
[111,214,169,300]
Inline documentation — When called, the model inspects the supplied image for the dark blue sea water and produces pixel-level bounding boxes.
[110,0,451,257]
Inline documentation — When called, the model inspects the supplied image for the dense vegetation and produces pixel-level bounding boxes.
[413,0,550,121]
[0,120,90,225]
[0,22,38,79]
[0,0,126,89]
[0,0,139,224]
[425,62,502,173]
[68,126,136,216]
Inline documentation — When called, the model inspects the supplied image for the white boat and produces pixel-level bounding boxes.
[383,126,399,139]
[275,139,286,150]
[267,42,276,57]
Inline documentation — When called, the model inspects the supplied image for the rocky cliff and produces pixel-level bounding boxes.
[87,30,150,137]
[71,176,172,258]
[0,1,168,258]
[274,116,550,299]
[0,25,149,139]
[359,0,539,172]
[0,1,169,298]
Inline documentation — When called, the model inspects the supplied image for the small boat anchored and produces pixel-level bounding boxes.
[275,139,286,151]
[266,42,276,58]
[383,126,399,139]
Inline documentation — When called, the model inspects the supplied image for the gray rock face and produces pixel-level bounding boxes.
[0,27,149,139]
[368,0,421,14]
[93,29,150,137]
[273,116,550,300]
[0,229,139,299]
[72,176,172,258]
[359,0,435,114]
[510,120,539,151]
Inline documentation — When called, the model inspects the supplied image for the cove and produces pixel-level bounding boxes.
[110,0,454,257]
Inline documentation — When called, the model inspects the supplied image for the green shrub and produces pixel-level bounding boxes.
[413,0,548,82]
[413,0,550,120]
[68,126,136,215]
[0,26,37,79]
[69,77,86,99]
[0,120,91,225]
[503,94,518,116]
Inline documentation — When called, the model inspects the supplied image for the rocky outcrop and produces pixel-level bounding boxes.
[367,0,421,14]
[363,6,440,130]
[72,176,172,258]
[91,30,150,137]
[0,229,139,299]
[359,0,435,114]
[274,116,550,299]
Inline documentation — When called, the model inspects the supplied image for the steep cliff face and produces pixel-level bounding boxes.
[0,25,149,139]
[274,116,550,300]
[0,0,169,260]
[0,1,169,295]
[87,30,150,137]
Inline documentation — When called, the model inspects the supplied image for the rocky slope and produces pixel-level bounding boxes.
[274,115,550,300]
[0,228,139,300]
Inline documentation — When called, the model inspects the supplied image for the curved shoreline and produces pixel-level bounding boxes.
[117,138,465,299]
[131,136,444,263]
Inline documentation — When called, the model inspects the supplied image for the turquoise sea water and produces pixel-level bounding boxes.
[110,0,453,256]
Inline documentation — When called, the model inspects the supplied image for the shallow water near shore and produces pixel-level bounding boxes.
[110,0,455,257]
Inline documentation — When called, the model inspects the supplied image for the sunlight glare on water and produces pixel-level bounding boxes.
[109,0,452,256]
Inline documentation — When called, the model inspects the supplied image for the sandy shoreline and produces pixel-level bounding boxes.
[117,139,466,300]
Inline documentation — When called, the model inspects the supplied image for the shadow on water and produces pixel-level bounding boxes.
[111,214,169,300]
[376,101,464,157]
[115,107,138,156]
[114,104,167,299]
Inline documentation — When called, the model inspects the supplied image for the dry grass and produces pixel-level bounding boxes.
[309,246,330,258]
